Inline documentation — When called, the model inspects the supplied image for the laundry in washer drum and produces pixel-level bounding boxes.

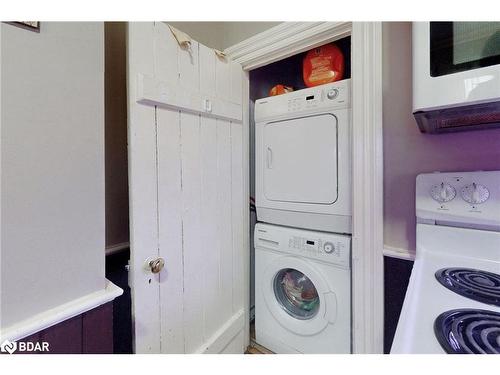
[275,269,320,318]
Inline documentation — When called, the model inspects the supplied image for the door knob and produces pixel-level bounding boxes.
[148,257,165,274]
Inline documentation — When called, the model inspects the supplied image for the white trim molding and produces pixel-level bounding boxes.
[105,241,130,256]
[225,22,352,71]
[241,70,251,349]
[0,280,123,342]
[351,22,384,354]
[383,245,416,261]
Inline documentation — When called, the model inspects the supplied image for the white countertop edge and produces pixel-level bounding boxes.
[0,280,123,342]
[383,245,416,261]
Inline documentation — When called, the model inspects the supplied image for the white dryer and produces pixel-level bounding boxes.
[255,80,351,233]
[255,223,351,353]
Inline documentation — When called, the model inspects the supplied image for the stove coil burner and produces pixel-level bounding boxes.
[434,309,500,354]
[435,268,500,307]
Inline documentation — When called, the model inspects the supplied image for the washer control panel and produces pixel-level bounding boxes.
[416,171,500,228]
[323,241,335,253]
[254,223,351,268]
[288,236,343,256]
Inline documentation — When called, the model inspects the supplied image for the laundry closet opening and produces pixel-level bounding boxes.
[248,35,353,353]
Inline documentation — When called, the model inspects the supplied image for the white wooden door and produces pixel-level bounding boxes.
[127,22,247,353]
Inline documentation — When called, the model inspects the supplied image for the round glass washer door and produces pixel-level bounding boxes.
[274,268,320,320]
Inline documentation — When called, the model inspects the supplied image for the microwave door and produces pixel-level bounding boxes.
[430,22,500,77]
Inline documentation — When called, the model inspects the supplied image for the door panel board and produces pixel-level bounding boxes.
[200,44,216,95]
[216,119,234,326]
[179,112,204,353]
[231,123,245,313]
[200,116,221,341]
[157,108,184,353]
[154,22,179,85]
[216,56,231,101]
[179,41,200,91]
[127,22,161,354]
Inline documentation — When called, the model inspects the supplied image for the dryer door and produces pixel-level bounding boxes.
[263,256,337,335]
[263,114,338,205]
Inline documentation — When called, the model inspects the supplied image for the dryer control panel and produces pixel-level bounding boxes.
[255,79,351,122]
[254,223,351,269]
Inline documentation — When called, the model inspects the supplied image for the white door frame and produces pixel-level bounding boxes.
[225,21,384,354]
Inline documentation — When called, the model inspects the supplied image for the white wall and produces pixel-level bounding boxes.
[1,22,105,328]
[382,22,500,253]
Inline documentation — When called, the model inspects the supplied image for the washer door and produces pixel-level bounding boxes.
[262,256,337,336]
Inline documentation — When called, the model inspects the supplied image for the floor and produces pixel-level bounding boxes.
[245,322,274,354]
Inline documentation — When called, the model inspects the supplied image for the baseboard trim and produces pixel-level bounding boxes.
[383,246,416,261]
[105,242,130,256]
[1,280,123,342]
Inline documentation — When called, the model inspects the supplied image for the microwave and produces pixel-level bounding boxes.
[413,22,500,133]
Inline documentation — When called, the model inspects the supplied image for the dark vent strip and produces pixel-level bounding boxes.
[435,268,500,307]
[434,309,500,354]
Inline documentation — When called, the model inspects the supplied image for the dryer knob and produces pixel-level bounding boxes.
[327,89,339,100]
[323,242,335,254]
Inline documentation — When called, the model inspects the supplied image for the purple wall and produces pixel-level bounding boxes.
[12,303,113,354]
[382,22,500,253]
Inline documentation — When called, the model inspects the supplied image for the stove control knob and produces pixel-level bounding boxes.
[430,183,456,203]
[323,242,335,254]
[461,183,489,204]
[327,89,339,100]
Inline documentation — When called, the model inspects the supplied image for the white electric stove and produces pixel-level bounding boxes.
[391,171,500,354]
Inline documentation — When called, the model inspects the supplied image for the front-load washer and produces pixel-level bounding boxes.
[255,79,351,233]
[255,223,351,354]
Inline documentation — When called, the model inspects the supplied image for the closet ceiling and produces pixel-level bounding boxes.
[167,22,281,51]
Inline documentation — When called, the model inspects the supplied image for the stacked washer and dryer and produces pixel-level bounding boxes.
[253,79,352,353]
